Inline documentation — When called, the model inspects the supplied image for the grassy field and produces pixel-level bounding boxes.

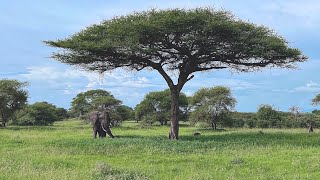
[1,120,320,179]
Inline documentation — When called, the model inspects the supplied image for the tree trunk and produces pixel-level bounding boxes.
[79,110,83,118]
[1,114,6,127]
[211,122,217,130]
[212,115,217,130]
[308,125,314,133]
[169,86,179,140]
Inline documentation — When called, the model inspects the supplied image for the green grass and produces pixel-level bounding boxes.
[1,120,320,179]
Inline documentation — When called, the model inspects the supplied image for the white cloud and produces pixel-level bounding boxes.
[20,66,161,95]
[293,81,320,92]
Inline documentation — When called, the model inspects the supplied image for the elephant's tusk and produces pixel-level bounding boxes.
[101,124,108,132]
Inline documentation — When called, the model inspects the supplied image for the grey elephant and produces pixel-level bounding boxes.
[89,110,115,138]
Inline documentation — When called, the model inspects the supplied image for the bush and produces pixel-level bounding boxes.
[13,102,67,126]
[231,118,245,128]
[244,118,256,128]
[257,120,270,128]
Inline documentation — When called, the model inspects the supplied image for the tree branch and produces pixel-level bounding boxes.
[154,65,174,88]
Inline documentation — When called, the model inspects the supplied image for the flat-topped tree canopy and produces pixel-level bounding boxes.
[45,8,306,75]
[45,8,307,139]
[312,94,320,106]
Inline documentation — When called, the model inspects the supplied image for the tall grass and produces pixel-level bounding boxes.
[0,119,319,179]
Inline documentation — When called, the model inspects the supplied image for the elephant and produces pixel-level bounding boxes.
[89,110,115,138]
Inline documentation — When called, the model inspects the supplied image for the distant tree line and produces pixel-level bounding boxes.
[134,88,320,129]
[2,78,320,129]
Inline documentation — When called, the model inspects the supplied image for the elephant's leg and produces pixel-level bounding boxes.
[105,127,115,138]
[103,112,115,138]
[90,111,100,139]
[98,128,106,138]
[100,129,106,137]
[93,128,98,139]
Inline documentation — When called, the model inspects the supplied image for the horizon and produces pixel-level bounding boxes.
[1,0,320,112]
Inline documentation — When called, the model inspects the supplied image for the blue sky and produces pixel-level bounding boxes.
[0,0,320,112]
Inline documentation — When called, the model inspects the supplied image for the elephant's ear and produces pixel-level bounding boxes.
[89,112,98,124]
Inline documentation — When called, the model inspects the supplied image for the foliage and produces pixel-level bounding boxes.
[69,89,128,126]
[45,8,306,73]
[91,95,122,110]
[135,89,188,126]
[0,79,28,127]
[312,94,320,106]
[13,102,68,126]
[229,112,256,128]
[55,108,69,120]
[116,105,134,121]
[256,104,283,128]
[45,8,306,139]
[312,109,320,115]
[70,89,114,116]
[189,86,236,129]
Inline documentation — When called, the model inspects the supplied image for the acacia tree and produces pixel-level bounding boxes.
[312,94,320,106]
[45,8,306,139]
[289,105,302,126]
[0,79,28,127]
[70,89,113,116]
[190,86,236,129]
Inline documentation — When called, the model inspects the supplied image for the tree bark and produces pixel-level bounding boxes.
[1,115,6,127]
[211,122,217,130]
[169,86,179,140]
[155,64,190,140]
[308,125,314,133]
[211,114,216,130]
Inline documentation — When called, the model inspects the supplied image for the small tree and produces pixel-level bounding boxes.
[0,79,28,127]
[289,105,302,119]
[45,8,306,139]
[190,86,236,129]
[92,96,123,126]
[70,89,125,117]
[256,104,282,128]
[135,89,188,126]
[70,89,113,117]
[289,105,302,127]
[116,105,134,121]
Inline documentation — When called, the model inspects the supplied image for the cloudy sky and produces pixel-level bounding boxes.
[1,0,319,112]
